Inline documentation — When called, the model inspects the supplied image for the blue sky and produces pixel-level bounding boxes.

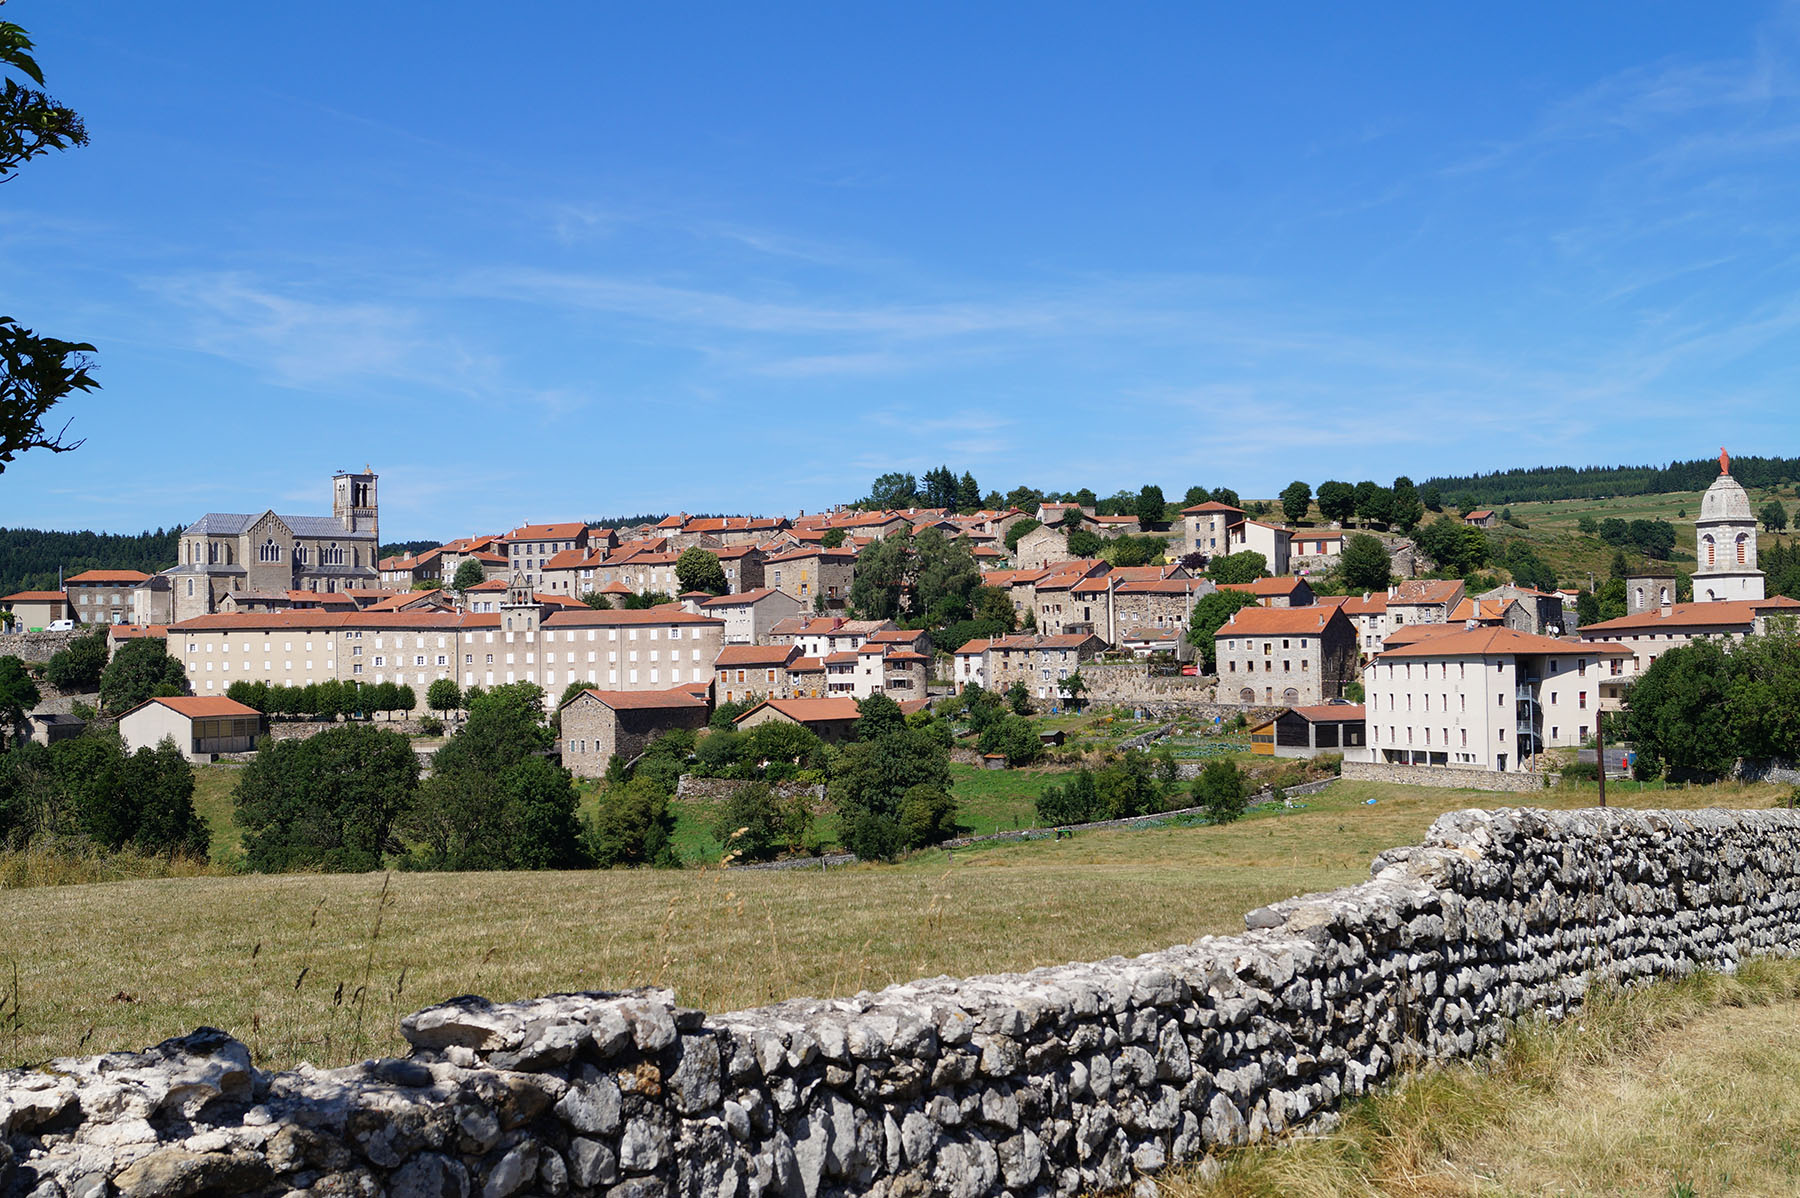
[5,3,1800,541]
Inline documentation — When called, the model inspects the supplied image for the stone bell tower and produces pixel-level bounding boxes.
[1692,448,1765,603]
[333,466,379,541]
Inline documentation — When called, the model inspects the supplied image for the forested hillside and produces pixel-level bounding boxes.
[1426,455,1800,506]
[0,527,179,595]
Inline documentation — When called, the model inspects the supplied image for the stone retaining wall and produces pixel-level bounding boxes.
[9,806,1800,1198]
[0,629,81,664]
[674,777,828,805]
[1079,662,1216,706]
[1342,758,1558,794]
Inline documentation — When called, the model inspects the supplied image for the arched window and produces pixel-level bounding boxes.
[1704,534,1716,567]
[207,542,217,564]
[1239,687,1255,703]
[324,542,343,566]
[1283,688,1300,704]
[1659,586,1669,605]
[506,617,513,631]
[260,538,280,563]
[1634,587,1644,608]
[224,545,233,565]
[186,578,194,597]
[1737,533,1748,564]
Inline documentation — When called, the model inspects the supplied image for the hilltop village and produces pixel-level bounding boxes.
[4,453,1792,787]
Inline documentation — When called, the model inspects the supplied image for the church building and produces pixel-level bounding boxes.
[159,468,382,622]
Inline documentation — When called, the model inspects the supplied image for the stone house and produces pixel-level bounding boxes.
[1447,596,1532,631]
[1318,593,1390,658]
[764,547,856,608]
[1110,577,1215,643]
[1387,579,1466,629]
[1477,585,1575,636]
[980,569,1049,619]
[785,657,826,698]
[1014,524,1077,571]
[1215,605,1357,707]
[982,633,1106,703]
[1029,560,1111,634]
[714,644,802,705]
[768,617,896,659]
[1178,500,1244,558]
[695,588,802,645]
[1217,577,1314,609]
[560,687,711,779]
[733,695,928,743]
[1287,530,1344,573]
[377,548,444,589]
[66,570,150,625]
[713,545,768,594]
[1464,510,1500,528]
[499,523,590,591]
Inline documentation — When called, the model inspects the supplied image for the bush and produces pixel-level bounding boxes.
[1560,760,1601,784]
[418,715,444,737]
[1194,760,1248,824]
[712,782,812,862]
[44,630,106,692]
[99,637,188,713]
[585,776,680,868]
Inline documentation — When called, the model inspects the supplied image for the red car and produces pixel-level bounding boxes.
[1180,665,1197,676]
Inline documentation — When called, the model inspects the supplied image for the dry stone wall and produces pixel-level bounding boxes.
[9,807,1800,1198]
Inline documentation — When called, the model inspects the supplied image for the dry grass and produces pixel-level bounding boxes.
[0,777,1786,1072]
[1163,958,1800,1198]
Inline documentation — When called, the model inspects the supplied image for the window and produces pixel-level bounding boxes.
[1579,691,1587,709]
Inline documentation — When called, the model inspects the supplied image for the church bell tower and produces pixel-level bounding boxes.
[333,466,379,542]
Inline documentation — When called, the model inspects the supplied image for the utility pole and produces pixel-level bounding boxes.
[1595,708,1607,809]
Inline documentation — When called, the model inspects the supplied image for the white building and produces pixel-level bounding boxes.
[1362,626,1632,773]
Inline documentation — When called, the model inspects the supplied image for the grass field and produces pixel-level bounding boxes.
[2,775,1784,1072]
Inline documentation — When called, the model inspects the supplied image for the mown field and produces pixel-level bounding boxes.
[2,776,1784,1072]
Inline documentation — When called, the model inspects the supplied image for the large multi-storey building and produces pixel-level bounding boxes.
[1361,627,1633,772]
[1215,605,1357,707]
[167,588,724,703]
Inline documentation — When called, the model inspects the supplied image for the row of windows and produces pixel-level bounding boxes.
[1372,724,1588,747]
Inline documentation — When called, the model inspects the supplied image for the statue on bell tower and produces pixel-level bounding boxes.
[1721,446,1730,476]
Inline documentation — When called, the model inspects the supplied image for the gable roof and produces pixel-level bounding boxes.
[2,591,68,602]
[1577,596,1800,635]
[502,522,588,542]
[543,607,724,629]
[1389,579,1464,606]
[1220,605,1346,636]
[1180,501,1245,515]
[65,570,151,584]
[124,695,260,719]
[1378,625,1631,659]
[563,686,709,713]
[1217,577,1310,597]
[715,644,799,667]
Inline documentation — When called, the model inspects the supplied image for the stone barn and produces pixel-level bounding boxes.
[560,686,712,779]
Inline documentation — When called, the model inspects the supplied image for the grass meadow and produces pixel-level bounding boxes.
[1,775,1786,1073]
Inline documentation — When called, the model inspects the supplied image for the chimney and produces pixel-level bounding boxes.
[1660,595,1672,617]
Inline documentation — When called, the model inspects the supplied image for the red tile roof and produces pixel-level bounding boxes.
[502,522,587,542]
[543,608,724,629]
[1220,606,1345,636]
[715,645,799,667]
[2,591,67,602]
[1379,626,1631,659]
[1389,579,1464,605]
[1180,501,1245,514]
[129,696,260,719]
[1290,704,1365,722]
[1577,596,1800,634]
[699,588,781,606]
[564,687,709,712]
[65,570,150,583]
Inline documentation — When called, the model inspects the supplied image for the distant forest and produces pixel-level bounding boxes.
[1426,455,1800,506]
[0,526,181,597]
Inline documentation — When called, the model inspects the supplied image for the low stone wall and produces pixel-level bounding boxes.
[0,629,81,664]
[1342,758,1558,794]
[1080,661,1217,706]
[1738,759,1800,787]
[675,776,828,805]
[10,807,1800,1198]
